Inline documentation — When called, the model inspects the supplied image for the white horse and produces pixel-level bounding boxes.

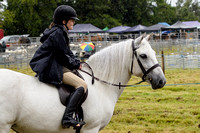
[0,34,166,133]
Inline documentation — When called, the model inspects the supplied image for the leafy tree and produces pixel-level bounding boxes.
[118,0,154,26]
[0,9,15,32]
[0,1,8,28]
[108,0,175,26]
[176,0,200,21]
[1,0,200,36]
[73,0,120,29]
[151,0,176,25]
[191,1,200,19]
[3,0,64,36]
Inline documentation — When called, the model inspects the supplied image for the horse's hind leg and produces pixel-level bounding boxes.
[0,123,12,133]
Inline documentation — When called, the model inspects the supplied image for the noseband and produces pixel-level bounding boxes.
[130,40,160,83]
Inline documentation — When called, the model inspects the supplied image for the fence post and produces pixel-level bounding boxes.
[161,50,165,74]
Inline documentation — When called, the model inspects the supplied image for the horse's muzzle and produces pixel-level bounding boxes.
[150,74,166,89]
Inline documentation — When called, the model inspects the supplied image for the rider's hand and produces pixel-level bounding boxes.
[79,64,82,70]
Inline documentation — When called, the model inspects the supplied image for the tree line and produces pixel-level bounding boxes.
[0,0,200,36]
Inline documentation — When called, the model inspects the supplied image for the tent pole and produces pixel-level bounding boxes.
[160,30,161,41]
[88,32,91,42]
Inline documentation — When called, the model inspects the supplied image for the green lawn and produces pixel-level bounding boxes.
[8,68,200,133]
[100,69,200,133]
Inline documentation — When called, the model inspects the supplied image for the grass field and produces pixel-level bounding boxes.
[8,68,200,133]
[100,69,200,133]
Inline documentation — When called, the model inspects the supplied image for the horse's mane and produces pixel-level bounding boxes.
[86,39,133,83]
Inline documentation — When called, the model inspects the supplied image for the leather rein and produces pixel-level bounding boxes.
[79,40,160,89]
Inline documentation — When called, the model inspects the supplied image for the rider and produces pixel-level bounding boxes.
[29,5,87,129]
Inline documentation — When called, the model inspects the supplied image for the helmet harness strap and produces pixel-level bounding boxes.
[63,23,69,30]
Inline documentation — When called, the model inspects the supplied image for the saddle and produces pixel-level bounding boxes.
[58,84,88,106]
[57,70,88,133]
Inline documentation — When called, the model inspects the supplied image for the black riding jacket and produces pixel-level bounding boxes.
[30,24,80,85]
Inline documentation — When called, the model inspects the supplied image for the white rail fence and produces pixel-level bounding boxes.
[1,37,200,69]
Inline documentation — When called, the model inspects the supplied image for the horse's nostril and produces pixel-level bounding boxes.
[159,80,163,85]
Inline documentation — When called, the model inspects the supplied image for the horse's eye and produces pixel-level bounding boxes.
[140,54,147,59]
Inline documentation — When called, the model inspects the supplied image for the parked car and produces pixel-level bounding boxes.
[0,35,31,52]
[0,40,6,52]
[0,35,20,47]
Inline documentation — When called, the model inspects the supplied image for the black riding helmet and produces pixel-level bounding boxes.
[53,5,79,25]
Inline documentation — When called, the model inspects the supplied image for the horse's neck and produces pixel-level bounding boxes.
[83,40,132,99]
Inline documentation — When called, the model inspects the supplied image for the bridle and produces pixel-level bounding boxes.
[130,40,160,84]
[79,40,160,89]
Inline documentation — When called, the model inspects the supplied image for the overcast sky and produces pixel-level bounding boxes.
[1,0,7,5]
[0,0,179,7]
[167,0,177,6]
[167,0,200,6]
[0,0,199,7]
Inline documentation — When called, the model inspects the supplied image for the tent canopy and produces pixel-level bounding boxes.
[158,22,170,26]
[161,21,196,30]
[69,24,104,33]
[103,27,109,31]
[107,26,131,33]
[182,21,200,28]
[124,24,147,33]
[141,24,168,32]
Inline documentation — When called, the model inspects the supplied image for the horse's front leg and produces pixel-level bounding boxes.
[0,99,16,133]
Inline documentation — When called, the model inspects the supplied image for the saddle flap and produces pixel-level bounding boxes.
[58,69,86,106]
[58,84,88,107]
[58,84,73,106]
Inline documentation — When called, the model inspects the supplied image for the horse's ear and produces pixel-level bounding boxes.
[146,33,154,41]
[135,33,146,45]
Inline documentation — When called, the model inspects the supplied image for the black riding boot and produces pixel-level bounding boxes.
[62,87,85,129]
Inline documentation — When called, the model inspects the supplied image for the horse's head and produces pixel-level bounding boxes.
[131,34,166,89]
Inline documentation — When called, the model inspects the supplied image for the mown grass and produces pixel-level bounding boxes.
[7,68,200,133]
[100,85,200,133]
[100,69,200,133]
